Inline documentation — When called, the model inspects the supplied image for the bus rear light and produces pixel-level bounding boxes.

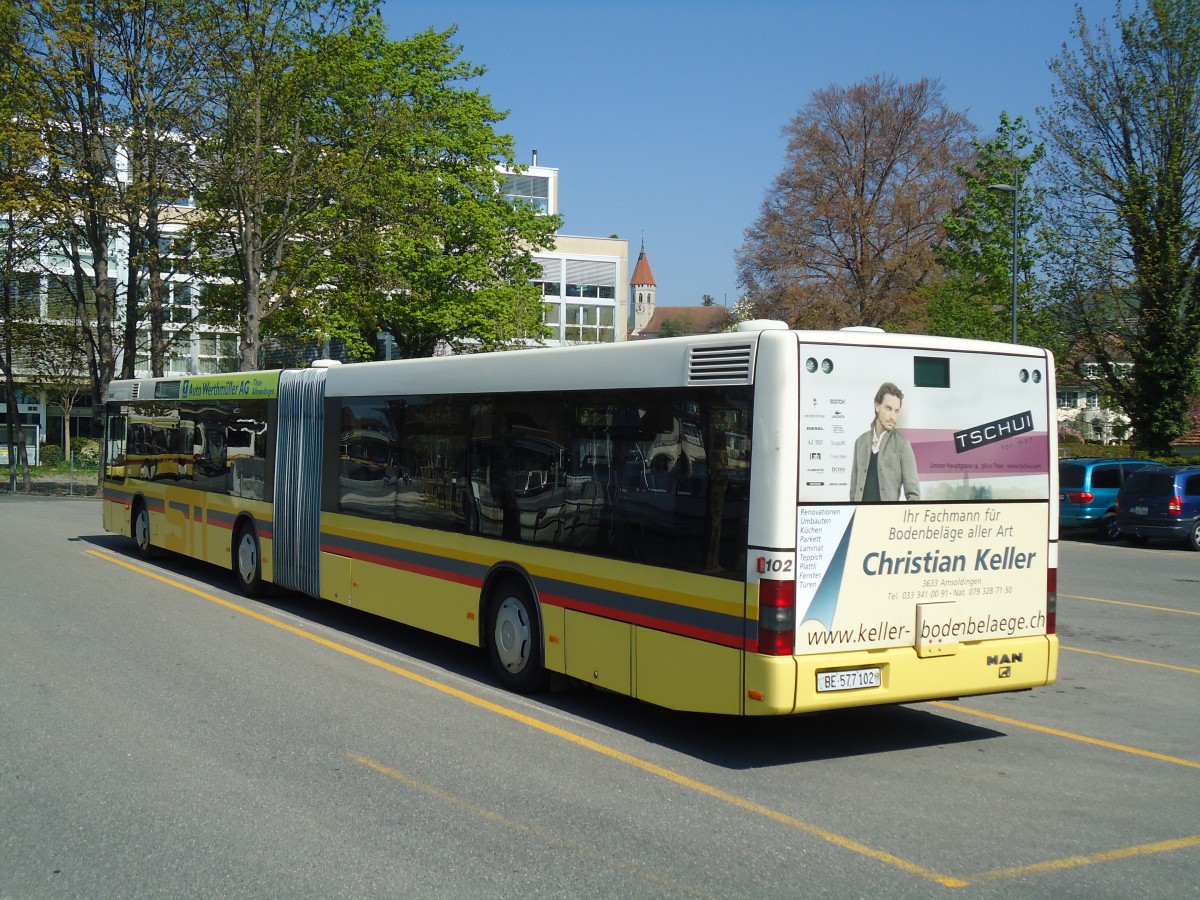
[758,579,796,656]
[1046,567,1057,634]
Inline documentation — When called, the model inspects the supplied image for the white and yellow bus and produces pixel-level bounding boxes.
[102,322,1059,715]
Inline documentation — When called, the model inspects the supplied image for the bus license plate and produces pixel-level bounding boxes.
[816,667,881,692]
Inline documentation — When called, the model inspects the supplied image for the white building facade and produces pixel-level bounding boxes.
[501,160,629,346]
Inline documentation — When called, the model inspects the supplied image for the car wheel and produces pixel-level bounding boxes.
[1188,520,1200,552]
[1098,513,1121,541]
[234,523,264,597]
[485,577,549,693]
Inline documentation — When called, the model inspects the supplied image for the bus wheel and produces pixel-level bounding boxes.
[486,578,548,693]
[234,524,264,597]
[132,502,155,559]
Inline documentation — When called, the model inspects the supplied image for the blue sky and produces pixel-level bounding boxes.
[381,1,1119,310]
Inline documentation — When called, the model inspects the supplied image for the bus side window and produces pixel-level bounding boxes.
[105,412,127,481]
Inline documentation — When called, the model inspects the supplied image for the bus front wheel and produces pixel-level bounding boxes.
[234,524,264,597]
[133,502,155,559]
[486,578,548,693]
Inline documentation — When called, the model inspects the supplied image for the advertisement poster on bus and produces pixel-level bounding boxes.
[794,342,1052,653]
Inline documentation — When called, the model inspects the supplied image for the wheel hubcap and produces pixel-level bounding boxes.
[238,534,258,583]
[494,596,531,673]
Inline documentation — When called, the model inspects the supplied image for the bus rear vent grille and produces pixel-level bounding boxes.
[130,383,141,399]
[687,343,754,385]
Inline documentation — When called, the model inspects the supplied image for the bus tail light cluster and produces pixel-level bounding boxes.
[758,578,796,655]
[1046,567,1057,634]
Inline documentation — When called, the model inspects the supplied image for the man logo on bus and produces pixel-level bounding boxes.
[849,382,920,502]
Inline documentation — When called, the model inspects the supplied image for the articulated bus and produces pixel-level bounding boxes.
[102,322,1059,715]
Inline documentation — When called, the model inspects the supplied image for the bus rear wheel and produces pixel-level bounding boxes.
[234,524,264,597]
[486,578,548,693]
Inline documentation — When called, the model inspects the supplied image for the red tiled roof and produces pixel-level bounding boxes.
[630,246,656,286]
[1172,426,1200,447]
[633,306,731,338]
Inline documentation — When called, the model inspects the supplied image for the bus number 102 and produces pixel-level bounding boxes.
[757,557,794,574]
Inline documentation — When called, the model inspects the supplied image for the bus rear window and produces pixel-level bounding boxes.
[913,356,950,388]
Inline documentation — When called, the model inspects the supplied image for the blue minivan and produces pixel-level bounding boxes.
[1058,457,1164,540]
[1116,465,1200,551]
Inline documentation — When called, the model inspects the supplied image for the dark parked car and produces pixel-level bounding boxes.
[1058,457,1164,540]
[1116,465,1200,550]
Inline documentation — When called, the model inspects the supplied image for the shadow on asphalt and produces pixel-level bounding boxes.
[79,532,1006,770]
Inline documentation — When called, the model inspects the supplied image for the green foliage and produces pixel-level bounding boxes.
[185,9,557,364]
[925,114,1059,350]
[1042,0,1200,455]
[69,436,99,465]
[39,442,63,466]
[657,319,685,338]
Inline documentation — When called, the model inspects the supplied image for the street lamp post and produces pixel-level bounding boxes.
[988,181,1019,344]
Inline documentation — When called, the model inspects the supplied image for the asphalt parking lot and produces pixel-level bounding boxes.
[2,496,1197,898]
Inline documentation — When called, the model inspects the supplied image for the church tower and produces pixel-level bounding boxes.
[629,239,657,335]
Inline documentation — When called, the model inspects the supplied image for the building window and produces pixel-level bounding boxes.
[564,304,615,344]
[532,256,562,297]
[1087,391,1101,409]
[169,281,194,324]
[501,174,550,213]
[1057,391,1080,409]
[535,256,619,345]
[197,334,238,374]
[0,272,41,317]
[565,259,616,300]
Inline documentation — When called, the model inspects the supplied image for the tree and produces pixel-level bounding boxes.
[925,114,1057,348]
[188,4,557,367]
[288,25,559,360]
[21,1,125,410]
[737,75,973,330]
[2,0,50,489]
[103,0,208,378]
[187,0,363,371]
[20,319,90,460]
[1041,0,1200,454]
[657,319,685,338]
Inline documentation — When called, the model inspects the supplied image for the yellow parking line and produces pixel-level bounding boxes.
[967,834,1200,883]
[933,702,1200,769]
[87,549,963,888]
[91,549,1199,888]
[349,754,719,899]
[1061,593,1200,616]
[1062,644,1200,675]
